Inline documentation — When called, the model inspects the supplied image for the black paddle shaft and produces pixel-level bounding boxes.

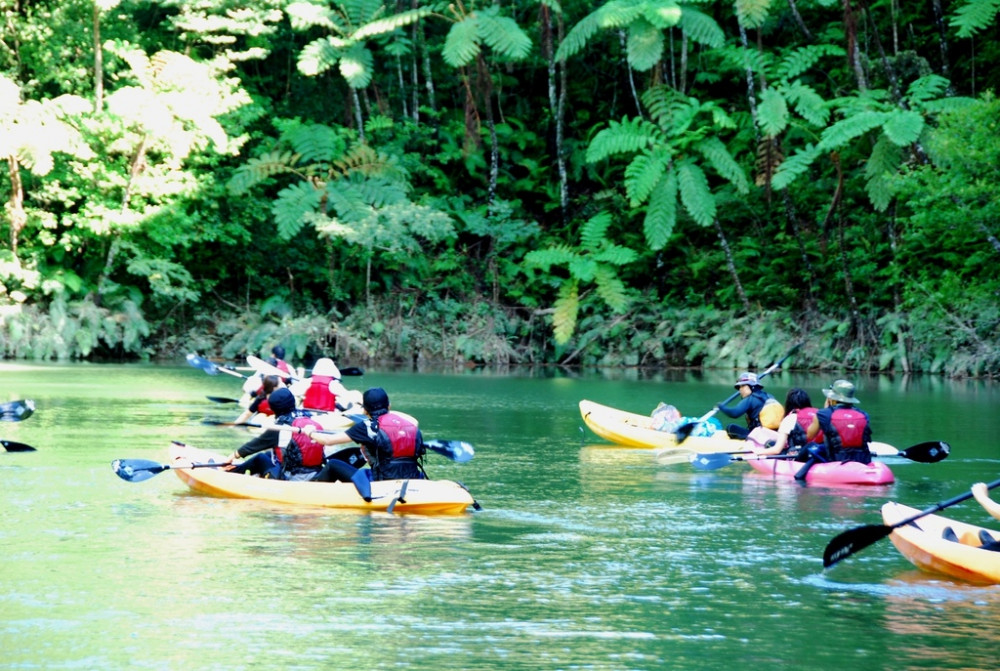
[823,477,1000,568]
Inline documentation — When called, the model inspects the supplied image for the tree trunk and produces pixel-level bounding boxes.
[786,0,814,41]
[842,0,868,91]
[5,155,25,256]
[540,3,568,217]
[714,219,752,313]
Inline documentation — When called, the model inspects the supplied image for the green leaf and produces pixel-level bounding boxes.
[443,15,481,67]
[817,110,890,151]
[339,42,374,89]
[881,109,924,146]
[624,148,669,205]
[586,117,661,163]
[273,181,323,239]
[949,0,1000,37]
[677,6,725,48]
[643,173,678,250]
[297,36,347,76]
[477,8,532,61]
[580,212,613,250]
[626,18,665,72]
[771,144,820,190]
[757,88,789,137]
[695,137,749,194]
[676,160,715,227]
[553,281,579,346]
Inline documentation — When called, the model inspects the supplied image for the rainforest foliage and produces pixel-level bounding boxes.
[1,0,999,376]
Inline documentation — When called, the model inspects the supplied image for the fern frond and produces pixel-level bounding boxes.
[757,88,789,137]
[554,6,604,61]
[332,144,405,181]
[918,95,978,114]
[754,137,784,187]
[904,74,950,105]
[352,7,431,40]
[285,1,345,32]
[695,136,750,194]
[949,0,1000,38]
[324,180,373,224]
[350,174,408,208]
[643,173,678,250]
[273,181,323,239]
[297,36,349,76]
[593,266,631,312]
[626,18,665,72]
[881,109,924,147]
[477,7,533,61]
[283,123,346,164]
[443,15,481,67]
[866,172,893,212]
[552,280,579,346]
[580,211,613,250]
[227,151,302,194]
[770,144,820,190]
[524,244,577,271]
[676,160,715,227]
[735,0,774,29]
[568,256,597,282]
[586,117,663,163]
[774,44,845,81]
[784,82,829,126]
[624,147,670,205]
[592,244,639,267]
[339,42,374,88]
[364,115,394,134]
[641,0,683,29]
[677,6,725,48]
[817,111,890,151]
[865,135,902,179]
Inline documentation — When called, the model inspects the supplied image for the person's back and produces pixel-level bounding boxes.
[718,372,774,439]
[810,379,872,464]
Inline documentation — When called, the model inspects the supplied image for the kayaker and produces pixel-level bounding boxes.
[289,357,356,412]
[269,344,293,376]
[797,379,872,480]
[306,387,427,485]
[233,374,282,426]
[750,387,822,458]
[224,387,327,480]
[938,483,1000,551]
[716,372,774,439]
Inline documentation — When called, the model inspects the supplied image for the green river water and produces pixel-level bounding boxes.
[1,361,999,670]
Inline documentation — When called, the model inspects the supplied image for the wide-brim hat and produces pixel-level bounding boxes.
[823,379,860,404]
[311,357,341,379]
[734,372,760,389]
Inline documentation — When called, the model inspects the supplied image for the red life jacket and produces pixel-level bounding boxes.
[303,375,337,411]
[828,408,868,448]
[795,407,824,443]
[379,412,419,458]
[275,359,292,374]
[275,416,325,468]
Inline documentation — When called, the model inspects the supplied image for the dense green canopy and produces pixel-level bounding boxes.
[1,0,998,376]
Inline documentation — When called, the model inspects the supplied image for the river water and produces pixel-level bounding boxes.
[1,361,999,670]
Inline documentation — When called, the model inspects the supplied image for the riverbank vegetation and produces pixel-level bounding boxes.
[1,1,998,376]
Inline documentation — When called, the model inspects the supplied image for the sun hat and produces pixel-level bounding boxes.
[311,357,341,380]
[822,379,860,404]
[734,372,760,389]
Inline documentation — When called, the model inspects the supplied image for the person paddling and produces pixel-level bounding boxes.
[749,388,821,458]
[796,379,872,480]
[716,372,774,439]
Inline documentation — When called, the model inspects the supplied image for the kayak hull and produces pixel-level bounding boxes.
[168,443,475,515]
[745,455,894,485]
[882,502,1000,584]
[579,400,744,452]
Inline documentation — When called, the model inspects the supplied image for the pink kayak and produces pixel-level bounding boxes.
[745,455,894,485]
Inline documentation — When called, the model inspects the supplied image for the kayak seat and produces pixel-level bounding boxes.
[979,530,1000,553]
[941,526,959,543]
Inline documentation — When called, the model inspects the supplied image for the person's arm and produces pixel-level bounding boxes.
[717,397,750,419]
[226,429,280,463]
[805,415,821,441]
[972,483,1000,521]
[302,421,356,454]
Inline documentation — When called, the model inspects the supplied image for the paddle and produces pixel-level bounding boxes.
[691,440,951,471]
[823,477,1000,568]
[186,353,248,380]
[207,396,242,404]
[112,454,229,482]
[201,419,475,462]
[0,399,35,422]
[246,355,364,380]
[2,439,37,452]
[674,342,803,445]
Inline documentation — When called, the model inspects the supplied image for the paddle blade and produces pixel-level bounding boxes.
[186,353,218,375]
[0,399,35,422]
[898,441,950,464]
[112,458,168,483]
[1,439,37,452]
[823,524,894,568]
[425,439,475,462]
[690,452,734,471]
[339,367,364,377]
[672,421,699,445]
[206,396,241,404]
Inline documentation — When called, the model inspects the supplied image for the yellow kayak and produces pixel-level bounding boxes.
[579,399,745,452]
[882,501,1000,584]
[168,443,477,515]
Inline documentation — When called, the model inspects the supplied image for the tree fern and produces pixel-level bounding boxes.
[735,0,774,29]
[626,18,666,72]
[278,121,347,164]
[285,1,344,31]
[695,137,750,194]
[352,7,431,40]
[949,0,1000,37]
[784,82,829,127]
[586,117,662,162]
[643,174,678,250]
[775,44,845,81]
[770,144,820,190]
[817,111,890,151]
[273,181,324,239]
[227,151,302,195]
[757,88,789,137]
[624,148,669,205]
[297,35,347,76]
[442,15,483,67]
[339,41,374,88]
[881,110,924,147]
[904,74,951,105]
[676,160,715,227]
[552,280,579,346]
[477,8,533,60]
[676,6,725,48]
